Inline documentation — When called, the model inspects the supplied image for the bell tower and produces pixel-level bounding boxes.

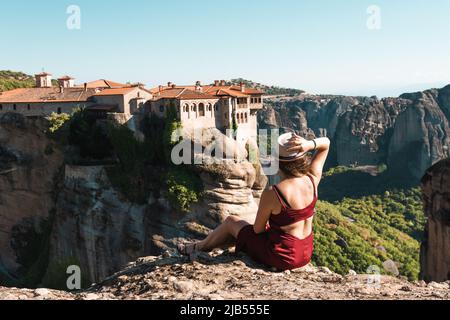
[35,72,53,88]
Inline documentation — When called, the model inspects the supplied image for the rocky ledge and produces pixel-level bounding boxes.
[1,250,449,300]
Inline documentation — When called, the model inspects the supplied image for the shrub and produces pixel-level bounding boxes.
[166,167,203,213]
[68,108,113,159]
[42,256,90,291]
[106,123,151,204]
[46,112,71,134]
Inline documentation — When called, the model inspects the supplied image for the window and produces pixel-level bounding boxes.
[245,113,248,123]
[160,105,164,113]
[137,92,141,98]
[0,104,2,110]
[27,104,31,110]
[214,105,218,112]
[57,107,62,114]
[13,104,17,110]
[199,103,205,117]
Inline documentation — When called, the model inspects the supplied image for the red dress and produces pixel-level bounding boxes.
[236,175,317,271]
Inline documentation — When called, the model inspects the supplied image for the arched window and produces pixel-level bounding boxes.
[184,104,189,112]
[214,105,218,112]
[199,103,205,117]
[245,113,248,123]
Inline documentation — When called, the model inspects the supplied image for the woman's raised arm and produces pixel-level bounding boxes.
[286,135,330,182]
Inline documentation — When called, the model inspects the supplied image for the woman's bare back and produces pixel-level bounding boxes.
[270,175,317,240]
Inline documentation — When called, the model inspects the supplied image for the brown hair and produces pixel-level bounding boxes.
[279,154,312,177]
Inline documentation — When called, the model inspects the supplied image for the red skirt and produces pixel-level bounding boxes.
[235,225,313,271]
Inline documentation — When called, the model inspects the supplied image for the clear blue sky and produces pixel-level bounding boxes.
[1,0,449,97]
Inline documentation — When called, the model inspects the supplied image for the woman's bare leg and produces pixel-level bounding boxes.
[195,216,250,252]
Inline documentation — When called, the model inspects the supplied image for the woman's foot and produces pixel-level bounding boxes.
[177,242,198,256]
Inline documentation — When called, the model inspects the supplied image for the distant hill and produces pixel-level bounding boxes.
[225,78,305,96]
[0,70,35,92]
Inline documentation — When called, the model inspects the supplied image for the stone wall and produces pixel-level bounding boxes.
[0,102,87,117]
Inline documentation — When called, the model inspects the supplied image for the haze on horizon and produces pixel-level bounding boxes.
[0,0,449,98]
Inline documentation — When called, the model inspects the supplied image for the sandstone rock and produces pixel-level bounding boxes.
[2,251,450,300]
[173,280,194,293]
[261,90,450,180]
[388,100,450,180]
[347,270,357,276]
[420,158,450,282]
[318,266,332,274]
[0,115,64,283]
[382,260,400,276]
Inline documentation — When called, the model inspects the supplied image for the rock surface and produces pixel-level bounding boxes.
[1,251,449,300]
[178,127,267,227]
[0,117,266,286]
[0,113,63,283]
[420,158,450,282]
[260,87,450,180]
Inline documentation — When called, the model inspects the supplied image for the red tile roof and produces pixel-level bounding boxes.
[93,87,136,96]
[58,75,75,80]
[77,79,127,89]
[150,83,264,99]
[35,72,52,76]
[0,87,98,103]
[153,88,217,101]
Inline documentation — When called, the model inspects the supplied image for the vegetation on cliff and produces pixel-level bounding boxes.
[0,70,35,91]
[314,167,425,280]
[226,78,305,96]
[46,105,203,211]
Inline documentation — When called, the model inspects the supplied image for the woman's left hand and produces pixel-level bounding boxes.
[286,134,314,153]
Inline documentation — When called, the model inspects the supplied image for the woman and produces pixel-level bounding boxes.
[178,133,330,271]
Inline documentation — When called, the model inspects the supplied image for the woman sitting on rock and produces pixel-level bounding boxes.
[178,133,330,271]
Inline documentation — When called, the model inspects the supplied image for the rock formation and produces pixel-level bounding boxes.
[259,86,450,180]
[0,116,266,285]
[187,128,267,228]
[0,113,63,283]
[1,250,449,300]
[420,158,450,282]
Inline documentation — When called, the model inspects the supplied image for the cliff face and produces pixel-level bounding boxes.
[260,86,450,179]
[420,158,450,282]
[46,127,267,284]
[46,165,164,284]
[0,115,265,285]
[0,113,63,282]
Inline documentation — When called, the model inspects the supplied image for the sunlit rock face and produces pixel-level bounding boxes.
[260,86,450,180]
[47,128,267,284]
[420,158,450,283]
